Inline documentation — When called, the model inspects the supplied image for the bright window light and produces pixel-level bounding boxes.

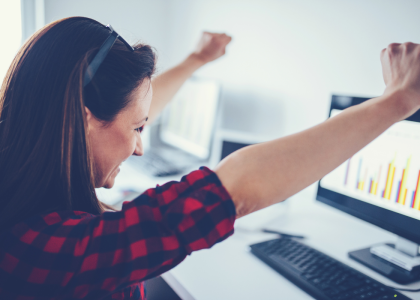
[0,1,22,83]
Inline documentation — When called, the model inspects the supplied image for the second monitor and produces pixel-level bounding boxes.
[318,95,420,284]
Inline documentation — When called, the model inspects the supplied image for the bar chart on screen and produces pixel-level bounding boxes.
[321,109,420,220]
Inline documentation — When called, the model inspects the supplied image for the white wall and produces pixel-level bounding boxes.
[163,0,420,137]
[45,0,420,137]
[44,0,420,199]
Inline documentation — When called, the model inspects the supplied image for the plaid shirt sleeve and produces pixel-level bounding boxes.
[0,167,236,299]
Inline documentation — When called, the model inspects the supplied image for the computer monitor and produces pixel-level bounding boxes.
[317,95,420,284]
[159,77,220,160]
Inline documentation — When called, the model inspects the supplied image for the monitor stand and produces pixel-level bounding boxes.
[349,237,420,284]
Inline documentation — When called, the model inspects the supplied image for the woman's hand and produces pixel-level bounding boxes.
[381,42,420,118]
[191,32,232,64]
[148,32,232,124]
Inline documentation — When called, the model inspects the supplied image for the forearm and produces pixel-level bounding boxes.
[215,91,415,218]
[148,54,205,124]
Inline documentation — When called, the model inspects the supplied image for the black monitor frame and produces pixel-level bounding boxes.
[316,95,420,245]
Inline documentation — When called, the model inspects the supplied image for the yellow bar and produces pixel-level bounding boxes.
[373,181,379,195]
[370,180,376,194]
[403,188,408,205]
[361,181,365,191]
[387,166,396,200]
[385,157,396,199]
[398,156,411,204]
[362,169,368,192]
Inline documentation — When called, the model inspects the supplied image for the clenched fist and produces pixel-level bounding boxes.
[192,32,232,64]
[381,42,420,115]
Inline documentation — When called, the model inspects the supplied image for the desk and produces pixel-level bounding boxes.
[100,162,420,299]
[162,194,420,299]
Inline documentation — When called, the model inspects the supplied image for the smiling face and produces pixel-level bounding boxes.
[86,79,153,188]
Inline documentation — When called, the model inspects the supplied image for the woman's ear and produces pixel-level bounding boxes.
[84,106,93,132]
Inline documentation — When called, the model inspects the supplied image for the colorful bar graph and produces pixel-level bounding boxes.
[342,151,420,213]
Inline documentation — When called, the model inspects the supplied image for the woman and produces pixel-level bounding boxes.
[0,16,419,299]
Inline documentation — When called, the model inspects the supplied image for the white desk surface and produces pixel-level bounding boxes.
[100,161,420,300]
[162,194,420,300]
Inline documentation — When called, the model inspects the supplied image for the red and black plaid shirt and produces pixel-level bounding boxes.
[0,167,236,299]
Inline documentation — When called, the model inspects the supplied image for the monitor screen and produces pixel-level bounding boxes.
[159,78,220,160]
[317,95,420,244]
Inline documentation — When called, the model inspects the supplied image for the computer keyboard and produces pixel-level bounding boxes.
[250,238,411,300]
[128,151,184,177]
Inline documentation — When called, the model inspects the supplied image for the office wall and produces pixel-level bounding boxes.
[45,0,420,136]
[44,0,420,199]
[162,0,420,137]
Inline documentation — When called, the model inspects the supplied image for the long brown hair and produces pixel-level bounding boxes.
[0,17,155,231]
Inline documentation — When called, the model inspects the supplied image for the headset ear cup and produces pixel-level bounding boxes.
[83,25,133,87]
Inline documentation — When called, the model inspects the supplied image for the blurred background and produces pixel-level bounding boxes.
[2,0,420,203]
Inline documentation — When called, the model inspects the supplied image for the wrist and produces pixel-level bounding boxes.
[184,53,207,70]
[376,89,419,122]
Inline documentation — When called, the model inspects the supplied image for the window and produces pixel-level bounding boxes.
[0,1,22,83]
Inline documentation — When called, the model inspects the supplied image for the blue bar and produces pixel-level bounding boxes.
[356,158,362,190]
[396,181,401,203]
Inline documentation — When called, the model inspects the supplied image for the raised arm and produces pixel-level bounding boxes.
[215,42,420,218]
[147,32,232,124]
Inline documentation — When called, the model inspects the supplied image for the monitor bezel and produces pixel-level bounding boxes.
[316,95,420,245]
